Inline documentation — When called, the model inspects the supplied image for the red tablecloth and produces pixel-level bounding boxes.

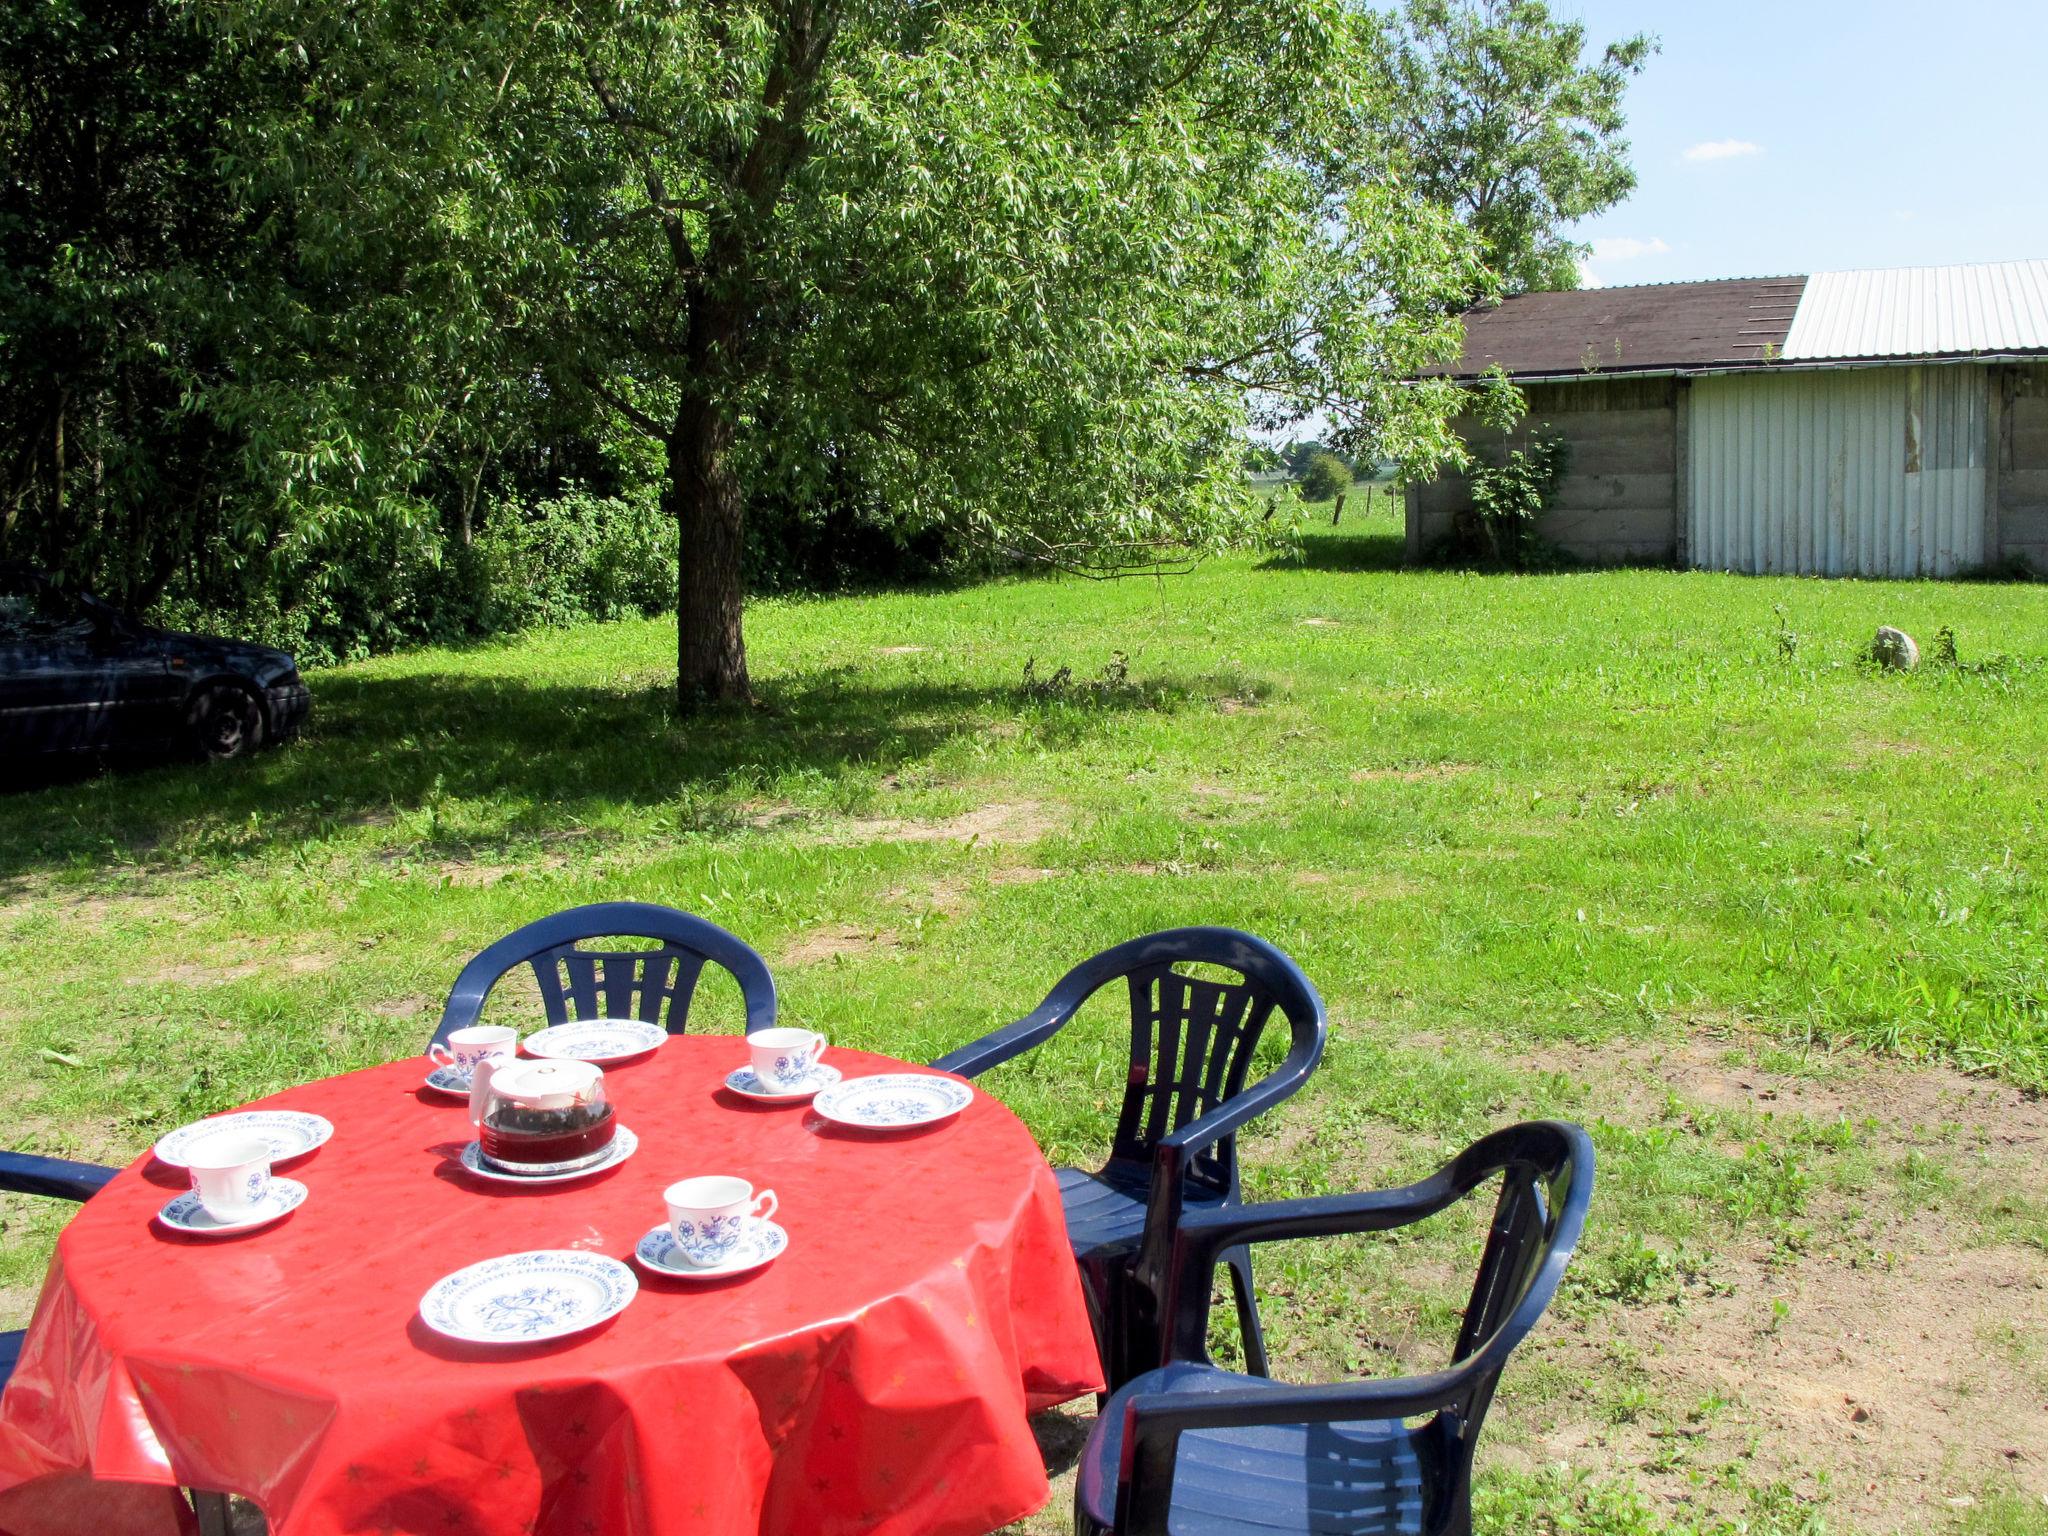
[0,1040,1101,1536]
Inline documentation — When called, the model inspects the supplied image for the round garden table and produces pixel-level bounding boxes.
[0,1038,1102,1536]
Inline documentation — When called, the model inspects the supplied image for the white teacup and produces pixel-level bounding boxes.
[665,1176,777,1268]
[428,1024,518,1082]
[185,1133,273,1221]
[746,1028,828,1093]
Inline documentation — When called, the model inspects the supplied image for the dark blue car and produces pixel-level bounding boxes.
[0,575,309,762]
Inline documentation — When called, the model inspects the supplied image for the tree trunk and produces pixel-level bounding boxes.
[669,391,749,706]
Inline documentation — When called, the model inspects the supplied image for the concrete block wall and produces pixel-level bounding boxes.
[1405,377,1680,564]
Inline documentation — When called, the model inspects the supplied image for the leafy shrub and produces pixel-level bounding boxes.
[474,485,676,632]
[1299,451,1351,503]
[1466,428,1568,563]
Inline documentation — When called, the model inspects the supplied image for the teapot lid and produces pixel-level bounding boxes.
[490,1058,603,1101]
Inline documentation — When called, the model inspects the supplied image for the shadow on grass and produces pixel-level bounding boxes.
[1257,528,1408,574]
[0,665,1187,881]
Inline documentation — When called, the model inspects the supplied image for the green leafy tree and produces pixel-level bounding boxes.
[0,1,262,605]
[1376,0,1655,295]
[1299,451,1351,503]
[232,0,1488,704]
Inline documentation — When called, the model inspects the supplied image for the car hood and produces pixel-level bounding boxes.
[145,626,299,683]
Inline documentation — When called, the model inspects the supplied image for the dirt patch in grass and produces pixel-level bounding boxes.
[781,924,902,965]
[875,645,929,656]
[987,867,1060,887]
[883,877,971,916]
[129,960,265,985]
[1190,781,1268,806]
[1553,1230,2048,1531]
[123,949,340,986]
[0,886,201,927]
[1349,763,1480,783]
[1537,1035,2048,1161]
[815,800,1060,849]
[1516,1034,2048,1529]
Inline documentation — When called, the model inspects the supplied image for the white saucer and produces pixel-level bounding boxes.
[634,1220,788,1279]
[723,1063,842,1102]
[420,1250,637,1345]
[521,1020,666,1063]
[157,1179,308,1237]
[154,1111,334,1169]
[423,1065,474,1098]
[812,1073,974,1130]
[457,1125,638,1184]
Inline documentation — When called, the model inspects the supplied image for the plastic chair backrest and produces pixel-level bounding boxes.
[429,901,776,1048]
[1078,929,1325,1197]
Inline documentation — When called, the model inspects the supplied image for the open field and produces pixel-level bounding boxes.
[2,516,2045,1534]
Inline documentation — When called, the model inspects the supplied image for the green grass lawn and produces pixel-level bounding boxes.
[3,511,2045,1534]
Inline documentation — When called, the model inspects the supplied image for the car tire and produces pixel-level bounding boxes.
[188,683,264,761]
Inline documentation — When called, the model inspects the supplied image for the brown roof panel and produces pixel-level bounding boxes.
[1426,276,1808,379]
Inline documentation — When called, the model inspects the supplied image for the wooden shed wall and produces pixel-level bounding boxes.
[1405,377,1680,564]
[1997,364,2048,571]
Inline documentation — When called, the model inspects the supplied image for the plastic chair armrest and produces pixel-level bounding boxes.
[1173,1176,1465,1257]
[0,1151,119,1203]
[1153,1039,1323,1159]
[927,1000,1070,1078]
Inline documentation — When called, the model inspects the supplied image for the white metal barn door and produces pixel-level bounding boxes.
[1688,366,1987,575]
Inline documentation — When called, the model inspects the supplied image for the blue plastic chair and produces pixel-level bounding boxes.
[428,901,777,1048]
[930,927,1327,1390]
[1073,1120,1595,1536]
[0,1151,118,1389]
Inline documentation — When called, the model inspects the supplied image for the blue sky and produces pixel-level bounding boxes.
[1558,0,2048,286]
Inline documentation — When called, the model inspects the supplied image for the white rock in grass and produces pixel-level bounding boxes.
[1871,626,1919,670]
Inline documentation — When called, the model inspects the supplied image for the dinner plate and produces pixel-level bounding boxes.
[811,1073,973,1130]
[154,1111,334,1169]
[457,1125,638,1184]
[419,1250,637,1345]
[156,1179,308,1237]
[521,1020,666,1063]
[634,1220,788,1280]
[723,1063,842,1103]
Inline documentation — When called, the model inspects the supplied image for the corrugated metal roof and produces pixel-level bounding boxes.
[1780,259,2048,360]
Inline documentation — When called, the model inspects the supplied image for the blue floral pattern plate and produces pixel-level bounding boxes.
[812,1074,974,1130]
[457,1125,638,1185]
[154,1111,334,1169]
[157,1178,309,1237]
[521,1020,667,1063]
[634,1220,788,1280]
[419,1250,638,1345]
[723,1063,842,1102]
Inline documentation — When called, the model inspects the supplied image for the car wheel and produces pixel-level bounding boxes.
[188,683,264,760]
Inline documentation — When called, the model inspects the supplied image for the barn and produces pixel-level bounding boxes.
[1404,259,2048,577]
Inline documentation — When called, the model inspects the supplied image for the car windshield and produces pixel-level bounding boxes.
[0,582,95,643]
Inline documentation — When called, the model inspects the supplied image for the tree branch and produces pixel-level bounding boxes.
[585,374,668,438]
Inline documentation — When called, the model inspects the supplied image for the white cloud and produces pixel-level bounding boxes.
[1684,138,1762,163]
[1577,261,1607,289]
[1589,236,1672,262]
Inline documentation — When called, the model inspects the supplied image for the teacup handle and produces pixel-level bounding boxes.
[428,1042,458,1067]
[808,1032,828,1066]
[750,1189,779,1223]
